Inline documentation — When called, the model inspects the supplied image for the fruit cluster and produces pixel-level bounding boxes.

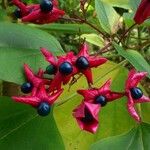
[11,0,150,134]
[12,43,150,133]
[12,0,64,24]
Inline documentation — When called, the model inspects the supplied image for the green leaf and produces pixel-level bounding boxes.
[102,0,129,9]
[95,0,120,34]
[113,43,150,78]
[123,12,135,27]
[0,96,65,150]
[80,33,104,47]
[0,22,63,53]
[54,61,136,150]
[35,23,96,34]
[90,122,150,150]
[95,0,130,9]
[129,0,140,11]
[0,47,51,84]
[0,22,64,84]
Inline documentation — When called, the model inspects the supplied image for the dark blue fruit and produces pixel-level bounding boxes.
[37,102,51,116]
[46,64,57,75]
[14,8,21,18]
[130,87,143,99]
[95,95,107,106]
[40,0,53,12]
[81,108,93,123]
[59,62,73,75]
[76,56,89,70]
[21,82,33,94]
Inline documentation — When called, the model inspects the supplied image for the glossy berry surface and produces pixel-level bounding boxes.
[95,95,107,106]
[130,87,143,99]
[46,64,57,75]
[21,82,33,94]
[40,0,53,12]
[76,56,89,70]
[81,108,93,123]
[59,62,73,75]
[37,102,51,116]
[14,8,21,18]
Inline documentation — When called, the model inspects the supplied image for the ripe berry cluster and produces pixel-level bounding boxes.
[12,43,150,133]
[12,43,107,116]
[10,0,150,134]
[12,0,64,24]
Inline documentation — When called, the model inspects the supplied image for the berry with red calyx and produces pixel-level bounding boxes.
[21,82,33,94]
[95,95,107,107]
[59,62,73,75]
[81,108,93,123]
[40,0,53,12]
[76,56,89,70]
[46,64,57,75]
[130,87,143,100]
[37,102,51,116]
[14,8,21,18]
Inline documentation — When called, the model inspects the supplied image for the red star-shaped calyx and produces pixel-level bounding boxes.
[41,48,77,92]
[74,43,107,84]
[12,0,40,17]
[73,102,100,133]
[23,64,51,95]
[78,80,124,106]
[125,69,150,122]
[134,0,150,24]
[12,0,64,24]
[12,85,63,107]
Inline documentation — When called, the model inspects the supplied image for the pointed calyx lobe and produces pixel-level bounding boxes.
[134,0,150,24]
[73,102,100,133]
[78,79,124,106]
[125,69,150,122]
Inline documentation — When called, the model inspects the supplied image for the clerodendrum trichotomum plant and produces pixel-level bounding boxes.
[0,0,150,149]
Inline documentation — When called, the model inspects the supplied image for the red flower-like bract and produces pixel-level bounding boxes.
[73,80,123,133]
[41,48,77,92]
[12,0,65,24]
[125,69,150,122]
[12,85,63,107]
[12,64,63,107]
[23,64,51,95]
[73,102,100,133]
[74,44,107,84]
[134,0,150,24]
[78,80,124,104]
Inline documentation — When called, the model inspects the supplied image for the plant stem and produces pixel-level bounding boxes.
[118,23,137,44]
[61,17,108,38]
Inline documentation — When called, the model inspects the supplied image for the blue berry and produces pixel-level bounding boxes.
[37,102,51,116]
[46,64,57,75]
[40,0,53,12]
[130,87,143,99]
[14,8,21,18]
[76,56,89,70]
[59,62,73,75]
[81,108,93,123]
[21,82,33,94]
[95,95,107,106]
